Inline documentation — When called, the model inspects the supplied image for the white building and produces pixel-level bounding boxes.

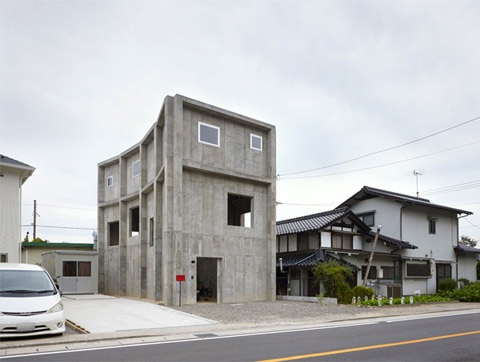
[338,186,478,295]
[0,154,35,263]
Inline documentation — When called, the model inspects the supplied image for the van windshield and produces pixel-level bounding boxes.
[0,270,57,297]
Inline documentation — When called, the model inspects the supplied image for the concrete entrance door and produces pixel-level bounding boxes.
[62,261,93,294]
[197,257,218,303]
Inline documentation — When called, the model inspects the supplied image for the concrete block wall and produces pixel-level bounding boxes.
[98,94,276,305]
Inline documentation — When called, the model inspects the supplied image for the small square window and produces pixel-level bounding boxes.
[132,160,140,177]
[198,122,220,147]
[250,134,262,151]
[0,253,8,263]
[358,212,374,227]
[107,176,113,187]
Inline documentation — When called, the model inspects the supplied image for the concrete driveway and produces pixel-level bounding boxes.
[62,295,215,333]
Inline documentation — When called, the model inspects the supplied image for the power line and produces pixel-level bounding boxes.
[22,203,96,211]
[422,181,480,196]
[279,115,480,177]
[279,139,480,180]
[462,219,480,231]
[21,224,96,230]
[277,202,335,206]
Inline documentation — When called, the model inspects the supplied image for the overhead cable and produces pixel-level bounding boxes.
[280,140,480,180]
[279,115,480,177]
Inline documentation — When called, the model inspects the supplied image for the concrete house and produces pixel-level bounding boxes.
[276,207,417,298]
[98,95,276,306]
[338,186,478,295]
[0,154,35,263]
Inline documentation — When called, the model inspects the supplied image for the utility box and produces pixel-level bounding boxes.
[42,251,98,294]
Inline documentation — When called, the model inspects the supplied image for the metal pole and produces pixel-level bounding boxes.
[179,281,182,307]
[33,200,37,240]
[362,226,382,287]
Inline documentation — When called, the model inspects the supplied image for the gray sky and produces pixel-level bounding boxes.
[1,0,479,243]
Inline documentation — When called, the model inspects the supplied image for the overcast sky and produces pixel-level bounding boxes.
[1,0,479,243]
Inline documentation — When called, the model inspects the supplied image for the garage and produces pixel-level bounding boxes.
[42,251,98,294]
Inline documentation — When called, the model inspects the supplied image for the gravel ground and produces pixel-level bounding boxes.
[172,300,480,326]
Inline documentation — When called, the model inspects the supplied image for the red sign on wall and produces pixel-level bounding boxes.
[176,275,185,282]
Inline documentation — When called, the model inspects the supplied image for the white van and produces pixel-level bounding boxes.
[0,263,65,338]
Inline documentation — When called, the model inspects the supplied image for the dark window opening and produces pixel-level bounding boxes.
[149,217,154,247]
[0,254,7,263]
[63,261,77,277]
[428,219,436,234]
[108,221,119,246]
[380,266,395,279]
[228,194,252,227]
[298,233,309,251]
[362,265,377,279]
[407,262,431,277]
[131,207,139,236]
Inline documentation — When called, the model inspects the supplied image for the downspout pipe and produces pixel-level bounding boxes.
[456,213,469,282]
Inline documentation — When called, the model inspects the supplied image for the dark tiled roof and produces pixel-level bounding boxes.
[0,154,35,170]
[276,207,368,236]
[364,231,417,250]
[277,249,358,269]
[338,186,472,215]
[454,244,480,254]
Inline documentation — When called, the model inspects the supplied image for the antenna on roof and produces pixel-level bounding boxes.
[413,170,424,197]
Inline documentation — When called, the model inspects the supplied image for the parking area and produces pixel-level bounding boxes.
[63,294,215,333]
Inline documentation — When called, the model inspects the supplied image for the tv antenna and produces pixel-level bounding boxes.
[413,170,424,197]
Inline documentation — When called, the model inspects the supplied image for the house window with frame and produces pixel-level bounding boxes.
[332,233,353,250]
[406,262,431,277]
[198,122,220,147]
[106,176,113,187]
[250,134,262,151]
[428,218,436,234]
[358,212,375,227]
[380,266,395,279]
[108,221,119,246]
[362,265,377,279]
[132,160,140,177]
[0,253,7,263]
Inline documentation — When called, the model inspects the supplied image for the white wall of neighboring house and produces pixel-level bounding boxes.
[457,255,478,283]
[349,197,402,239]
[0,169,22,262]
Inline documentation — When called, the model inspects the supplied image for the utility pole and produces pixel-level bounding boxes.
[362,225,382,287]
[33,200,37,240]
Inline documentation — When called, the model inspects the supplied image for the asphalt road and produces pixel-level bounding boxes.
[4,312,480,362]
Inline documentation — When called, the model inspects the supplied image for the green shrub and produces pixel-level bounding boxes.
[313,259,354,304]
[459,278,470,286]
[438,278,457,291]
[448,282,480,302]
[352,286,375,300]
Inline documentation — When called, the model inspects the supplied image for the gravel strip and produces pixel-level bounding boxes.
[172,301,480,326]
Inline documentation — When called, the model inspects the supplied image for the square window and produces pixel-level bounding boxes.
[0,253,7,263]
[108,222,119,246]
[198,122,220,147]
[250,134,262,151]
[132,160,140,177]
[107,176,113,187]
[228,194,252,227]
[359,212,374,227]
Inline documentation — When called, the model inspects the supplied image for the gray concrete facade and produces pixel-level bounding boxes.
[98,95,276,306]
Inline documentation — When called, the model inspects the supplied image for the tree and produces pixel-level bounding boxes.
[312,259,354,304]
[459,235,478,248]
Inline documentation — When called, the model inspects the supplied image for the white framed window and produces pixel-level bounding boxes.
[132,160,140,177]
[198,122,220,147]
[106,176,113,187]
[250,134,262,151]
